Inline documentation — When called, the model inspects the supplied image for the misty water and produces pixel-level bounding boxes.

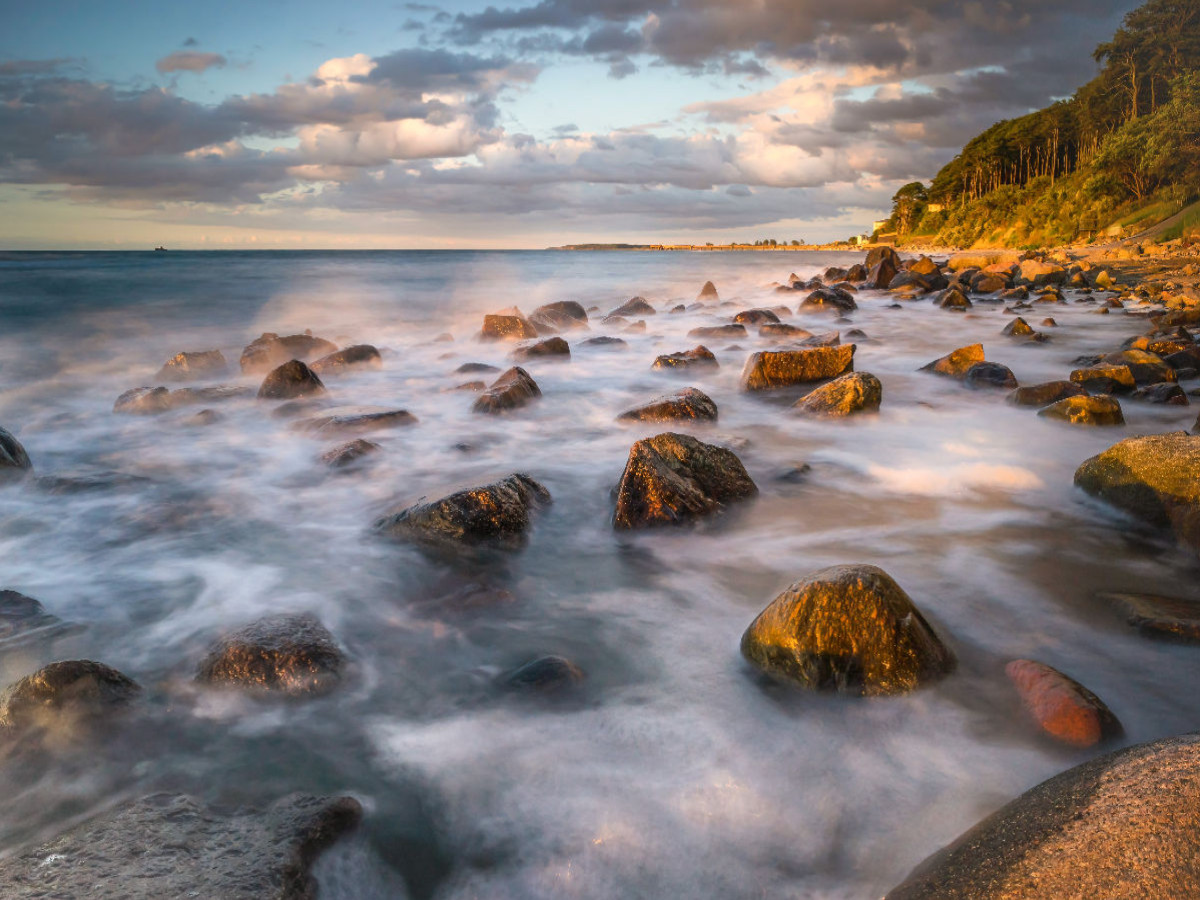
[1,249,1199,898]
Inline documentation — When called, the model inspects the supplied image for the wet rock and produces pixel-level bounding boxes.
[1075,432,1200,553]
[1006,381,1084,407]
[1132,382,1189,405]
[964,362,1018,390]
[114,386,173,414]
[321,439,380,468]
[257,361,327,401]
[970,272,1009,294]
[668,304,687,314]
[155,349,227,382]
[653,346,719,371]
[777,462,812,483]
[792,372,882,417]
[733,308,781,326]
[1041,317,1058,327]
[609,296,656,317]
[1015,259,1067,287]
[1101,349,1175,386]
[0,791,361,900]
[1005,659,1122,748]
[866,246,901,270]
[503,656,585,692]
[936,287,972,310]
[613,432,756,529]
[617,387,718,423]
[800,287,857,312]
[697,281,719,302]
[480,308,538,341]
[0,590,69,647]
[171,385,254,405]
[1099,592,1200,642]
[624,320,647,333]
[1070,364,1136,394]
[35,471,151,493]
[309,345,382,376]
[455,362,500,374]
[886,733,1200,900]
[0,427,32,480]
[240,332,338,375]
[183,409,221,427]
[1039,395,1125,426]
[741,345,856,391]
[580,336,628,349]
[999,287,1030,302]
[512,337,570,361]
[294,406,417,435]
[0,660,140,730]
[909,256,940,277]
[1001,317,1035,337]
[866,256,899,290]
[688,324,747,340]
[740,564,954,696]
[799,331,843,348]
[449,381,486,392]
[197,613,344,695]
[376,473,551,550]
[845,264,868,282]
[472,366,542,414]
[759,323,813,340]
[920,344,984,379]
[529,301,588,333]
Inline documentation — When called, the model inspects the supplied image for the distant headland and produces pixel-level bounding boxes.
[549,241,861,251]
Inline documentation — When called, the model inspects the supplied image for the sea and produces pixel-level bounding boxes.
[0,249,1198,898]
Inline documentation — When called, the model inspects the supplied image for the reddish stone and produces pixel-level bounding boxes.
[1005,659,1122,748]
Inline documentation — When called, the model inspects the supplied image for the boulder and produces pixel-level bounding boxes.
[688,324,747,340]
[472,367,541,414]
[697,281,719,302]
[865,247,900,270]
[845,264,868,282]
[886,733,1200,900]
[114,386,174,414]
[760,323,813,340]
[1100,349,1175,386]
[800,287,857,312]
[1001,317,1035,337]
[936,287,972,310]
[308,344,382,376]
[294,406,417,435]
[503,656,585,692]
[1015,259,1067,287]
[740,564,954,695]
[240,333,337,375]
[920,344,984,379]
[376,473,551,550]
[733,308,781,326]
[580,336,628,349]
[909,256,941,277]
[970,272,1009,294]
[0,590,69,647]
[455,362,500,374]
[792,372,882,417]
[480,308,539,341]
[529,301,589,333]
[613,432,756,529]
[1038,395,1124,426]
[0,660,140,730]
[1070,364,1136,394]
[0,427,32,480]
[866,256,899,290]
[1075,433,1200,553]
[257,361,326,401]
[1008,381,1085,408]
[617,387,718,423]
[320,439,380,468]
[1099,592,1200,642]
[197,613,343,695]
[741,345,856,391]
[0,792,361,900]
[609,296,656,318]
[1132,382,1188,405]
[964,362,1018,390]
[653,346,719,371]
[512,337,570,361]
[1005,659,1122,747]
[155,350,227,382]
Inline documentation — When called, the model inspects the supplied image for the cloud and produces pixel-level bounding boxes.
[155,51,228,74]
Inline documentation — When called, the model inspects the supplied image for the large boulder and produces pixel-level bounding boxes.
[866,256,899,290]
[529,301,589,333]
[240,333,337,375]
[0,792,361,900]
[886,733,1200,899]
[653,346,719,371]
[0,427,32,481]
[308,345,382,376]
[1071,364,1136,394]
[920,344,984,379]
[613,432,757,530]
[740,564,954,695]
[1039,394,1124,426]
[257,361,326,401]
[155,350,227,382]
[865,247,901,270]
[608,297,656,318]
[197,613,344,696]
[617,387,718,423]
[472,366,541,414]
[376,473,551,550]
[964,362,1018,390]
[1075,433,1200,552]
[733,308,781,326]
[512,337,570,361]
[0,660,140,730]
[1005,659,1122,748]
[1100,349,1175,386]
[799,287,857,312]
[480,308,538,341]
[1014,259,1067,287]
[792,372,882,417]
[741,345,855,391]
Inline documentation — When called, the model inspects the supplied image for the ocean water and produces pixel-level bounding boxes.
[0,249,1198,898]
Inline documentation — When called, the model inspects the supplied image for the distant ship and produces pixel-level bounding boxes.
[153,246,168,252]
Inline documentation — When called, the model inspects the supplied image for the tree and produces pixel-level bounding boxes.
[890,182,929,234]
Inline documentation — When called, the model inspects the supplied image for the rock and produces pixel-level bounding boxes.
[909,256,941,277]
[321,439,380,468]
[294,406,417,435]
[472,367,542,414]
[865,247,901,270]
[760,323,813,340]
[1039,394,1125,426]
[792,372,882,417]
[257,361,327,401]
[0,660,140,730]
[449,381,486,392]
[970,272,1009,294]
[1101,349,1175,386]
[845,264,868,282]
[1005,659,1122,747]
[800,287,857,312]
[197,613,343,695]
[697,281,719,302]
[1002,317,1035,337]
[503,656,585,692]
[1132,382,1189,405]
[777,463,812,483]
[613,432,756,529]
[653,346,719,371]
[170,385,254,405]
[0,590,70,647]
[964,362,1018,390]
[308,345,382,376]
[0,427,32,480]
[512,337,570,361]
[920,344,985,379]
[376,473,551,550]
[1041,317,1058,327]
[1099,592,1200,642]
[1093,268,1114,288]
[114,386,173,414]
[1007,381,1085,407]
[155,350,227,382]
[1075,433,1200,553]
[480,308,538,341]
[1070,364,1136,394]
[936,287,972,310]
[0,791,361,900]
[1015,259,1067,287]
[455,362,500,374]
[741,345,856,391]
[183,409,220,427]
[580,336,628,349]
[867,256,899,290]
[609,296,656,318]
[240,333,337,375]
[886,733,1200,900]
[617,387,718,423]
[740,564,954,695]
[688,324,747,340]
[733,308,781,325]
[529,301,589,333]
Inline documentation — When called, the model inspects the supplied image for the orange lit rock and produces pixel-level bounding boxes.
[920,343,983,379]
[480,308,538,341]
[792,372,882,417]
[0,660,140,729]
[653,346,719,371]
[240,332,337,374]
[197,613,343,696]
[155,349,227,382]
[1005,659,1122,747]
[309,344,382,376]
[617,387,718,424]
[741,344,855,391]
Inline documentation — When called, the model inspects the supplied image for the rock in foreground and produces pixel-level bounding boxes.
[792,372,882,417]
[740,564,954,695]
[741,345,855,391]
[887,732,1200,899]
[197,613,344,695]
[613,432,756,529]
[0,660,140,730]
[617,387,718,423]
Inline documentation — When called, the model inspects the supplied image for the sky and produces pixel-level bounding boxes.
[0,0,1141,249]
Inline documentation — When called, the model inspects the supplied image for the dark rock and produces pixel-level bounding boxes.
[970,272,1009,294]
[171,385,254,405]
[35,471,152,494]
[733,308,781,325]
[1039,394,1124,426]
[688,324,747,340]
[472,367,541,414]
[309,345,382,376]
[920,344,984,379]
[999,287,1030,302]
[1132,382,1189,405]
[1071,364,1136,395]
[294,406,417,435]
[114,386,173,414]
[529,301,588,333]
[866,256,899,290]
[936,287,972,310]
[480,308,538,341]
[240,333,337,375]
[777,463,812,483]
[1002,317,1035,337]
[0,427,32,480]
[1101,349,1176,386]
[0,660,140,730]
[155,350,227,382]
[1005,659,1122,747]
[740,564,954,695]
[1007,381,1085,407]
[964,362,1018,390]
[698,281,719,302]
[800,287,857,312]
[759,323,813,340]
[0,791,361,900]
[799,331,841,348]
[580,336,628,348]
[512,337,570,361]
[455,362,500,374]
[197,613,343,695]
[183,409,221,427]
[653,346,719,371]
[609,296,657,317]
[823,266,849,283]
[0,590,69,647]
[257,361,327,401]
[845,264,868,282]
[613,432,756,530]
[449,381,486,392]
[668,304,687,314]
[1099,592,1200,642]
[741,345,856,391]
[865,247,900,270]
[503,656,584,691]
[321,439,380,468]
[376,473,551,550]
[793,372,882,417]
[617,387,718,423]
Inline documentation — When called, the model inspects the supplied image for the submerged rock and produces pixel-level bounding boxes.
[480,308,538,341]
[294,406,417,435]
[114,386,173,414]
[529,301,589,333]
[886,733,1200,900]
[455,362,501,374]
[503,656,585,692]
[1099,591,1200,642]
[920,344,984,379]
[0,660,140,730]
[652,346,719,371]
[1005,659,1122,747]
[197,613,344,695]
[1001,317,1035,337]
[609,296,656,318]
[257,361,327,401]
[0,590,70,646]
[964,362,1018,390]
[1039,394,1125,425]
[733,308,781,326]
[472,366,542,414]
[617,387,718,423]
[740,564,954,695]
[309,345,382,376]
[688,324,747,340]
[698,281,719,302]
[741,345,856,391]
[800,287,857,312]
[0,427,32,480]
[512,337,570,361]
[613,432,757,530]
[580,336,628,349]
[760,323,813,340]
[792,372,882,417]
[376,473,551,550]
[155,349,227,382]
[240,332,337,375]
[0,791,361,900]
[1008,381,1085,407]
[321,439,380,468]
